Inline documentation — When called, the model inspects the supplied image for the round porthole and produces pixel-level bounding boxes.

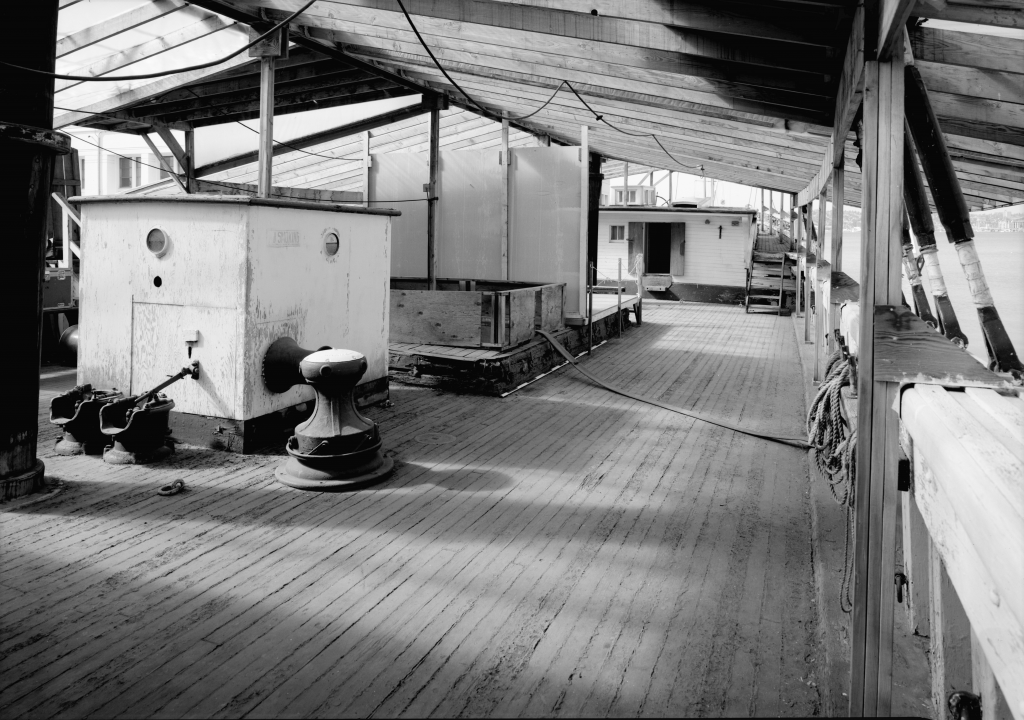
[146,227,170,258]
[323,230,340,256]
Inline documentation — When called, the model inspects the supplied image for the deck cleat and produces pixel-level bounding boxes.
[96,362,199,465]
[49,384,124,455]
[99,393,176,464]
[275,349,393,491]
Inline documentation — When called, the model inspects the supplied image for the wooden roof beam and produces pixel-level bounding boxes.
[56,0,187,58]
[912,2,1024,29]
[798,4,865,205]
[332,34,832,115]
[184,0,447,103]
[395,69,829,175]
[479,0,847,47]
[56,11,239,93]
[195,95,444,177]
[129,67,380,115]
[909,25,1024,73]
[421,79,828,173]
[879,0,917,60]
[155,84,416,126]
[339,43,831,125]
[246,0,839,73]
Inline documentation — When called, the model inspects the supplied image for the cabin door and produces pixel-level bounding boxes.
[670,222,686,276]
[627,222,645,275]
[646,223,672,274]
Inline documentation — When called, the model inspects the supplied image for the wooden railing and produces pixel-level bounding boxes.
[900,383,1023,720]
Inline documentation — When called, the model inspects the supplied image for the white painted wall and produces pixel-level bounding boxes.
[597,209,755,287]
[77,197,392,421]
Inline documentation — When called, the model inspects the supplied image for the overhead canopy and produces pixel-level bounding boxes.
[53,0,1024,210]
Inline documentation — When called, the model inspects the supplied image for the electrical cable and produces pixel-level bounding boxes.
[536,329,813,450]
[2,0,316,81]
[393,0,704,174]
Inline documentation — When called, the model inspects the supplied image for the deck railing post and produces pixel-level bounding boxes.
[849,30,906,718]
[617,258,622,338]
[427,107,440,290]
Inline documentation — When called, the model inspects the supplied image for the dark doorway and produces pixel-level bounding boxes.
[646,223,672,274]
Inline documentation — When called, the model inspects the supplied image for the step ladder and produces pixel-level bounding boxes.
[745,251,795,315]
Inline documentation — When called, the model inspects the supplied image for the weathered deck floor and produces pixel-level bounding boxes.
[2,303,820,718]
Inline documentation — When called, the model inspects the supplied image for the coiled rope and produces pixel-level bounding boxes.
[807,349,857,613]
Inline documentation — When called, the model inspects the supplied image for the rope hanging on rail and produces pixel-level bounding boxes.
[806,348,857,613]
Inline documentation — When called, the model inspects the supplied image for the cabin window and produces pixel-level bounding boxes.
[628,190,637,204]
[615,189,624,204]
[609,225,626,242]
[119,156,140,188]
[644,188,656,205]
[159,155,173,179]
[599,193,608,207]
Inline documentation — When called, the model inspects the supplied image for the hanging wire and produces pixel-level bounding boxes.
[1,0,317,82]
[44,0,706,176]
[393,0,704,174]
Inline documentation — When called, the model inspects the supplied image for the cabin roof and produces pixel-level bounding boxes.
[51,1,1023,210]
[600,206,757,217]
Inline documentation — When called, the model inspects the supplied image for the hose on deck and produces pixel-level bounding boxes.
[535,330,813,451]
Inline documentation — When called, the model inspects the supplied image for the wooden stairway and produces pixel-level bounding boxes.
[745,249,795,315]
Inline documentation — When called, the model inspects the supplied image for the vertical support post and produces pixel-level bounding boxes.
[361,131,371,207]
[579,125,589,319]
[804,203,813,343]
[929,543,973,718]
[183,128,196,193]
[668,171,673,205]
[257,57,275,198]
[831,163,845,272]
[622,161,628,205]
[617,258,622,337]
[795,204,805,318]
[850,34,906,718]
[60,206,71,268]
[501,116,509,281]
[760,188,765,231]
[587,151,602,299]
[818,189,828,261]
[427,106,440,290]
[789,193,796,245]
[1,0,64,499]
[588,261,595,353]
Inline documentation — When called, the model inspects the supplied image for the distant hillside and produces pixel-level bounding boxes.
[842,203,1023,232]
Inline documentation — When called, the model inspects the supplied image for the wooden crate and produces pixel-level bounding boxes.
[390,279,564,350]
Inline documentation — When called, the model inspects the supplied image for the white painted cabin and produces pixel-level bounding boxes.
[597,205,757,302]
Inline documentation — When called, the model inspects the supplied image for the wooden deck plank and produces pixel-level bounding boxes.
[1,303,819,718]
